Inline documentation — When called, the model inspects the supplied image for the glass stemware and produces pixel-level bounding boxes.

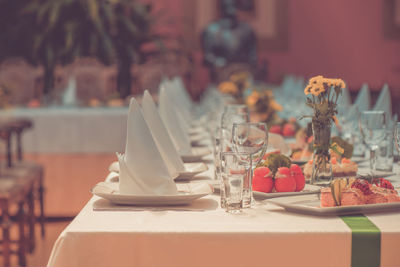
[231,122,268,208]
[220,105,250,152]
[359,111,386,175]
[395,122,400,164]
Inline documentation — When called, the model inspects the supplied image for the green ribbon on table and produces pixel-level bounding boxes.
[340,214,381,267]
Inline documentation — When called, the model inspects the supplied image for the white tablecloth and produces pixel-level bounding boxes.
[0,107,128,153]
[47,156,400,267]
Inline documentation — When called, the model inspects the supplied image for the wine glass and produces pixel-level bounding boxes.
[232,122,268,208]
[395,122,400,164]
[359,111,386,175]
[220,105,250,152]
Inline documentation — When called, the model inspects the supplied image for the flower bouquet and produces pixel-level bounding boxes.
[303,75,345,184]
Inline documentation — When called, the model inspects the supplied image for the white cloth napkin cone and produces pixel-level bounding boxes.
[142,90,185,174]
[159,85,192,154]
[118,98,178,196]
[354,83,370,112]
[162,78,192,124]
[373,84,392,119]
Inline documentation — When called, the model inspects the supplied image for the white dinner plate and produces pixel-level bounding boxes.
[108,162,209,181]
[181,147,212,162]
[253,184,321,199]
[291,159,309,165]
[190,133,209,146]
[351,156,367,163]
[176,163,209,180]
[357,170,396,178]
[91,182,213,206]
[267,193,400,216]
[211,183,321,200]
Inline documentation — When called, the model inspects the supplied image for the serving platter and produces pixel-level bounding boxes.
[267,193,400,216]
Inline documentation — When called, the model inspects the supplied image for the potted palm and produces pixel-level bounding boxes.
[0,0,161,100]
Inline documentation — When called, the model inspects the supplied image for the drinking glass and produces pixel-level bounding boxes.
[220,105,250,152]
[395,122,400,165]
[359,111,386,174]
[212,126,222,180]
[232,122,268,208]
[220,152,250,213]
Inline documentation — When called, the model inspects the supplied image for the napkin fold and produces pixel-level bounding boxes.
[118,98,178,196]
[354,83,370,112]
[373,83,392,119]
[159,85,192,154]
[142,90,185,174]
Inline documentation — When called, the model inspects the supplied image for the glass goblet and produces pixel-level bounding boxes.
[232,122,268,208]
[359,110,386,175]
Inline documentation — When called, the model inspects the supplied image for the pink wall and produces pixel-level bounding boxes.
[151,0,400,96]
[261,0,400,94]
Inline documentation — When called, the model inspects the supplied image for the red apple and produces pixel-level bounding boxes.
[275,167,296,192]
[282,123,296,137]
[269,125,282,135]
[290,164,305,191]
[252,167,274,193]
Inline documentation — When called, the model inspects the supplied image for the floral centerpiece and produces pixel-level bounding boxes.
[218,70,282,123]
[303,75,345,184]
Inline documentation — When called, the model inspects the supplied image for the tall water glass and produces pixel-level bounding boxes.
[359,111,386,175]
[212,127,222,180]
[395,122,400,165]
[232,122,268,208]
[220,152,251,213]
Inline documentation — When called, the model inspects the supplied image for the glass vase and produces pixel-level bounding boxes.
[311,121,332,185]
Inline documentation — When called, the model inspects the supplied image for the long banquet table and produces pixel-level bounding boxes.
[46,152,400,267]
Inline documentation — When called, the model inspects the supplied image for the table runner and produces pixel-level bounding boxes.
[341,214,381,267]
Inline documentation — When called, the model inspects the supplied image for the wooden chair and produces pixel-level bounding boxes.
[0,122,36,267]
[0,118,45,266]
[2,119,46,240]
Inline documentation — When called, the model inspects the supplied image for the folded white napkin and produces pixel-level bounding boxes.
[354,83,370,112]
[159,85,192,154]
[142,90,185,174]
[373,84,392,119]
[118,98,178,196]
[162,78,192,124]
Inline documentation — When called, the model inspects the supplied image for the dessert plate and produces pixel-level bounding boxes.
[91,182,213,206]
[108,162,209,181]
[181,147,212,162]
[267,194,400,216]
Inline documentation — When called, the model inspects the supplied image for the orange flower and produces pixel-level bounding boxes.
[218,81,238,94]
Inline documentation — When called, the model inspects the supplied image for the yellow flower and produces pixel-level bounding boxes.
[335,79,345,88]
[246,91,260,107]
[270,99,283,111]
[308,75,324,86]
[310,85,325,96]
[218,81,238,95]
[304,85,313,95]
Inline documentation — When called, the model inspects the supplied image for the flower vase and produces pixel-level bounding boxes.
[311,121,332,185]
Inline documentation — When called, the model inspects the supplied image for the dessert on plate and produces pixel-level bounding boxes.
[321,178,400,207]
[303,158,358,180]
